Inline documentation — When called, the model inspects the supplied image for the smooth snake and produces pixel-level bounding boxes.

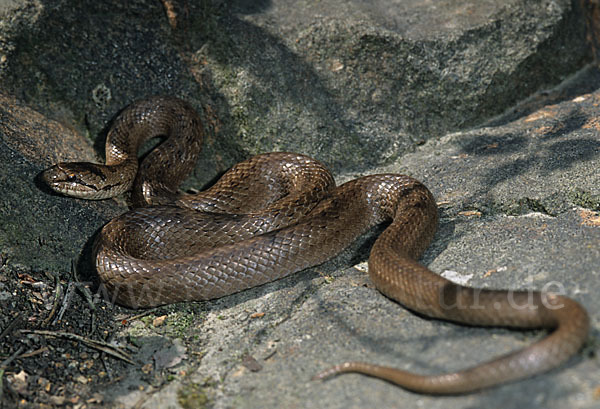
[41,96,589,394]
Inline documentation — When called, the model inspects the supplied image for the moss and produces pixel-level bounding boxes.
[125,321,154,338]
[495,197,551,216]
[178,383,211,409]
[165,310,198,339]
[569,188,600,210]
[514,198,548,216]
[177,378,216,409]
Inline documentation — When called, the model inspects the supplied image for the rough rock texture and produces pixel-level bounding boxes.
[0,0,598,408]
[0,0,592,173]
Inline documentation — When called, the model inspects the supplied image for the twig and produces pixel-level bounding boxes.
[0,368,4,405]
[0,346,25,369]
[101,354,113,381]
[72,282,97,335]
[55,280,97,324]
[100,332,116,381]
[90,311,96,337]
[43,275,62,326]
[160,0,178,29]
[20,330,134,365]
[70,258,78,280]
[55,282,75,323]
[16,347,49,359]
[70,260,96,312]
[0,314,21,339]
[120,308,159,324]
[76,283,96,311]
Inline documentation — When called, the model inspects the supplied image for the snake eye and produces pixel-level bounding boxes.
[66,173,78,183]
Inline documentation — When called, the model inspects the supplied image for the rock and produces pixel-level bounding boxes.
[207,0,591,169]
[0,0,592,173]
[0,93,119,272]
[173,83,600,409]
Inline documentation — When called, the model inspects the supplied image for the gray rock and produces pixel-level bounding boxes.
[0,0,591,173]
[163,83,599,409]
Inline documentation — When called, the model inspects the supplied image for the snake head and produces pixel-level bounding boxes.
[41,162,126,200]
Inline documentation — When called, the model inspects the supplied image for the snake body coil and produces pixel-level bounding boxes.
[42,96,589,394]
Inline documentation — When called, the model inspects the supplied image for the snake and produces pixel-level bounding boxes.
[41,96,589,394]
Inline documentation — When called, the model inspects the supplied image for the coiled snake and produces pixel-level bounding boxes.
[42,96,589,394]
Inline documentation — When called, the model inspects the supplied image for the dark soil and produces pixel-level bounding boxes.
[0,260,207,409]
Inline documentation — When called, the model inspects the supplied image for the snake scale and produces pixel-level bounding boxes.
[41,96,589,394]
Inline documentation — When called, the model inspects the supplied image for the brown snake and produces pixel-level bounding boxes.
[41,96,589,394]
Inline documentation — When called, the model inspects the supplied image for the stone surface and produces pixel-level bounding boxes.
[0,93,120,272]
[143,85,599,409]
[0,0,592,174]
[0,0,598,408]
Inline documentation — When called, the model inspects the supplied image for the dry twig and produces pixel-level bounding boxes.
[20,329,134,365]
